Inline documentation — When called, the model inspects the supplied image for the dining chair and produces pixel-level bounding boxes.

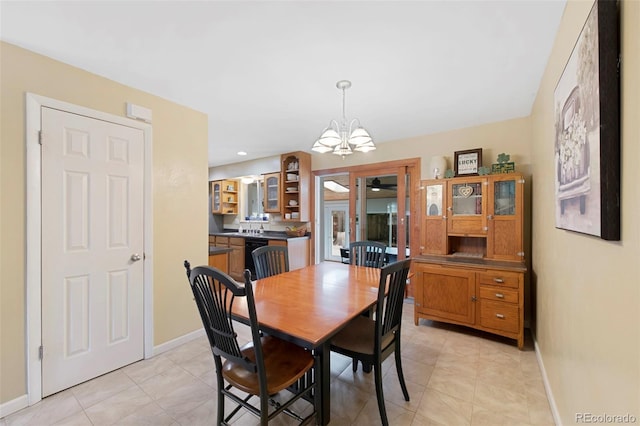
[349,240,386,268]
[252,245,289,279]
[330,258,412,426]
[184,261,316,425]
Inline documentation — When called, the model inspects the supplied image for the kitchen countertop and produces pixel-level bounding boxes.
[209,246,233,255]
[210,230,309,241]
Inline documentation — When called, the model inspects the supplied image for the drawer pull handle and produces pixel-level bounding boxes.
[493,278,504,283]
[496,313,505,319]
[495,293,504,298]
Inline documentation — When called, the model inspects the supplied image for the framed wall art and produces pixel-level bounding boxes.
[554,0,620,241]
[454,148,482,177]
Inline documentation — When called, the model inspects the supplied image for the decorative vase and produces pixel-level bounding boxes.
[429,156,447,179]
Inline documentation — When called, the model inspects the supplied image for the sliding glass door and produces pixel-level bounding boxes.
[316,161,417,267]
[350,167,410,262]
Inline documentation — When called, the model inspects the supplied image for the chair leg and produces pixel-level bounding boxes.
[394,347,410,401]
[374,362,389,426]
[217,387,225,425]
[352,359,358,372]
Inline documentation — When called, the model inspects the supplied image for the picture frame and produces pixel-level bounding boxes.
[553,0,620,241]
[454,148,482,177]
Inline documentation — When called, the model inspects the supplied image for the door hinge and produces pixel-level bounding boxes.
[39,345,43,360]
[38,131,43,145]
[517,251,525,257]
[517,178,525,184]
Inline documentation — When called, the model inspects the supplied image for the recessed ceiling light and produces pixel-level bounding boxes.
[237,151,247,156]
[324,180,349,193]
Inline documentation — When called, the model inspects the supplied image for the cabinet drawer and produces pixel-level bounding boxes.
[479,300,519,333]
[229,237,244,246]
[215,236,229,245]
[479,286,518,304]
[477,270,521,289]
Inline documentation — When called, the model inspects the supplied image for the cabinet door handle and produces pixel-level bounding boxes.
[471,296,477,302]
[496,313,505,319]
[495,293,504,298]
[487,214,493,220]
[493,278,504,283]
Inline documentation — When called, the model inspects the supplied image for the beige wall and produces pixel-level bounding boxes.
[0,42,208,404]
[530,1,639,423]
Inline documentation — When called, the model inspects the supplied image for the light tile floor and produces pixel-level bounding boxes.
[2,302,554,425]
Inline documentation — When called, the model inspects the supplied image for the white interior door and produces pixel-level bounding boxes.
[41,107,144,396]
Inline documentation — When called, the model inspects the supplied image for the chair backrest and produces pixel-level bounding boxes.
[349,240,386,268]
[374,259,411,347]
[252,245,289,279]
[184,261,264,377]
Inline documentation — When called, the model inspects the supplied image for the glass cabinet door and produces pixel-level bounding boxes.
[451,182,483,216]
[421,180,447,255]
[447,178,487,235]
[486,174,524,261]
[211,181,221,214]
[493,179,516,216]
[263,173,280,213]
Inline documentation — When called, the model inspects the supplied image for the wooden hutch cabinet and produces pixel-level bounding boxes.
[415,173,527,348]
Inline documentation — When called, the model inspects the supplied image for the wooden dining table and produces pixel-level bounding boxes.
[231,261,382,425]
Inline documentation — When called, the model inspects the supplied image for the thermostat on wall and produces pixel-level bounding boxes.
[126,103,152,123]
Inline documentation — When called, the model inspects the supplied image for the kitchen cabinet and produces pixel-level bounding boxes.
[211,181,222,214]
[281,151,310,222]
[263,172,281,213]
[416,172,526,348]
[208,249,230,274]
[228,237,245,280]
[221,179,239,215]
[212,179,239,215]
[213,235,244,280]
[268,238,309,271]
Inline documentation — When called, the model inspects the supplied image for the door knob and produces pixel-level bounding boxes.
[130,253,142,262]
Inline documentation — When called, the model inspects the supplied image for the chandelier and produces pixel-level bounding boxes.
[311,80,376,157]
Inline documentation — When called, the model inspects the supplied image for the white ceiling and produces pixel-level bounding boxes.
[1,0,566,168]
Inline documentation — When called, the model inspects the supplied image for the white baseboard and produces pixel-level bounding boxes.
[152,328,204,356]
[533,332,562,426]
[0,394,29,419]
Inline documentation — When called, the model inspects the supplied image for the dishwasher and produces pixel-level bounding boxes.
[244,237,268,280]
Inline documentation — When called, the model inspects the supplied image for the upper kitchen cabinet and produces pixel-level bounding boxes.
[263,172,281,213]
[281,151,311,222]
[211,179,239,215]
[211,180,222,214]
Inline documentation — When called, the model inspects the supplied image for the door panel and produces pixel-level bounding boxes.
[350,167,409,263]
[42,107,144,396]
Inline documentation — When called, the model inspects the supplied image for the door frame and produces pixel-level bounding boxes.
[311,158,421,267]
[25,93,154,405]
